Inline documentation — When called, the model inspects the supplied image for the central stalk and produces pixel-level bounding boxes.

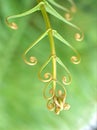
[37,0,56,88]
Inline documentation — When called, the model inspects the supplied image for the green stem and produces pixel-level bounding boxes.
[37,0,56,88]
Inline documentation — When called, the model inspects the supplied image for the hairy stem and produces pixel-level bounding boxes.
[37,0,57,89]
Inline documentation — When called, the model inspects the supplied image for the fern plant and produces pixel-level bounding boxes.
[6,0,83,115]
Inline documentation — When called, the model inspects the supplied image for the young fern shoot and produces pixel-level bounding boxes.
[6,0,83,115]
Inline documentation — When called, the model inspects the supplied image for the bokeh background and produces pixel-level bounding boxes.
[0,0,97,130]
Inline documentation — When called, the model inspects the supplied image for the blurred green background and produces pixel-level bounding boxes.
[0,0,97,130]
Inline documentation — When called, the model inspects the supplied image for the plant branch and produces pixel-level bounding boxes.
[37,0,57,90]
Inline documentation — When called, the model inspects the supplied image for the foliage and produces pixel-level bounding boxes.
[0,0,97,130]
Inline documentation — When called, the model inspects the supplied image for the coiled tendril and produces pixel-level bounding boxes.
[75,30,84,41]
[6,18,18,30]
[38,56,53,83]
[43,80,55,100]
[46,81,70,115]
[24,55,37,66]
[56,57,72,85]
[52,30,81,64]
[64,0,77,20]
